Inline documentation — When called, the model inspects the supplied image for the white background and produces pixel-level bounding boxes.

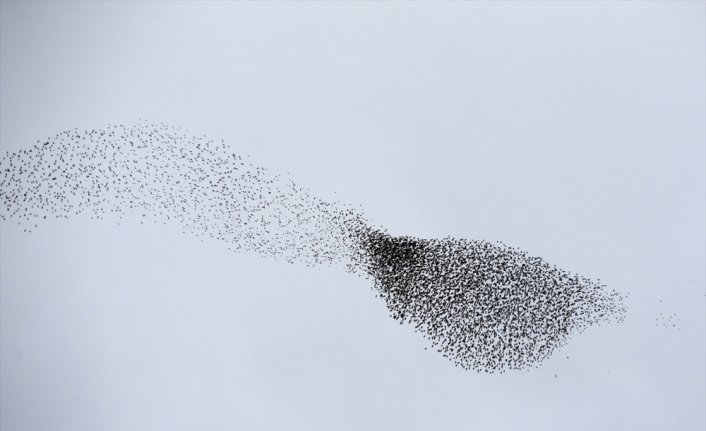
[1,2,704,430]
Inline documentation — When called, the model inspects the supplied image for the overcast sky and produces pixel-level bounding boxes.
[1,2,704,430]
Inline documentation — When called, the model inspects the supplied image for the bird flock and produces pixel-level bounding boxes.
[0,121,626,373]
[655,311,680,330]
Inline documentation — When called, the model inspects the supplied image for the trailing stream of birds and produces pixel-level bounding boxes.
[0,121,626,373]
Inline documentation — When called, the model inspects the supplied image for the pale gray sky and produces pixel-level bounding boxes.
[1,1,704,430]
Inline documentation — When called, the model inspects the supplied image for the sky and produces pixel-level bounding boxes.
[1,1,704,430]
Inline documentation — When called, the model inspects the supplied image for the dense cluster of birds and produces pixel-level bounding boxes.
[0,121,626,373]
[351,230,626,372]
